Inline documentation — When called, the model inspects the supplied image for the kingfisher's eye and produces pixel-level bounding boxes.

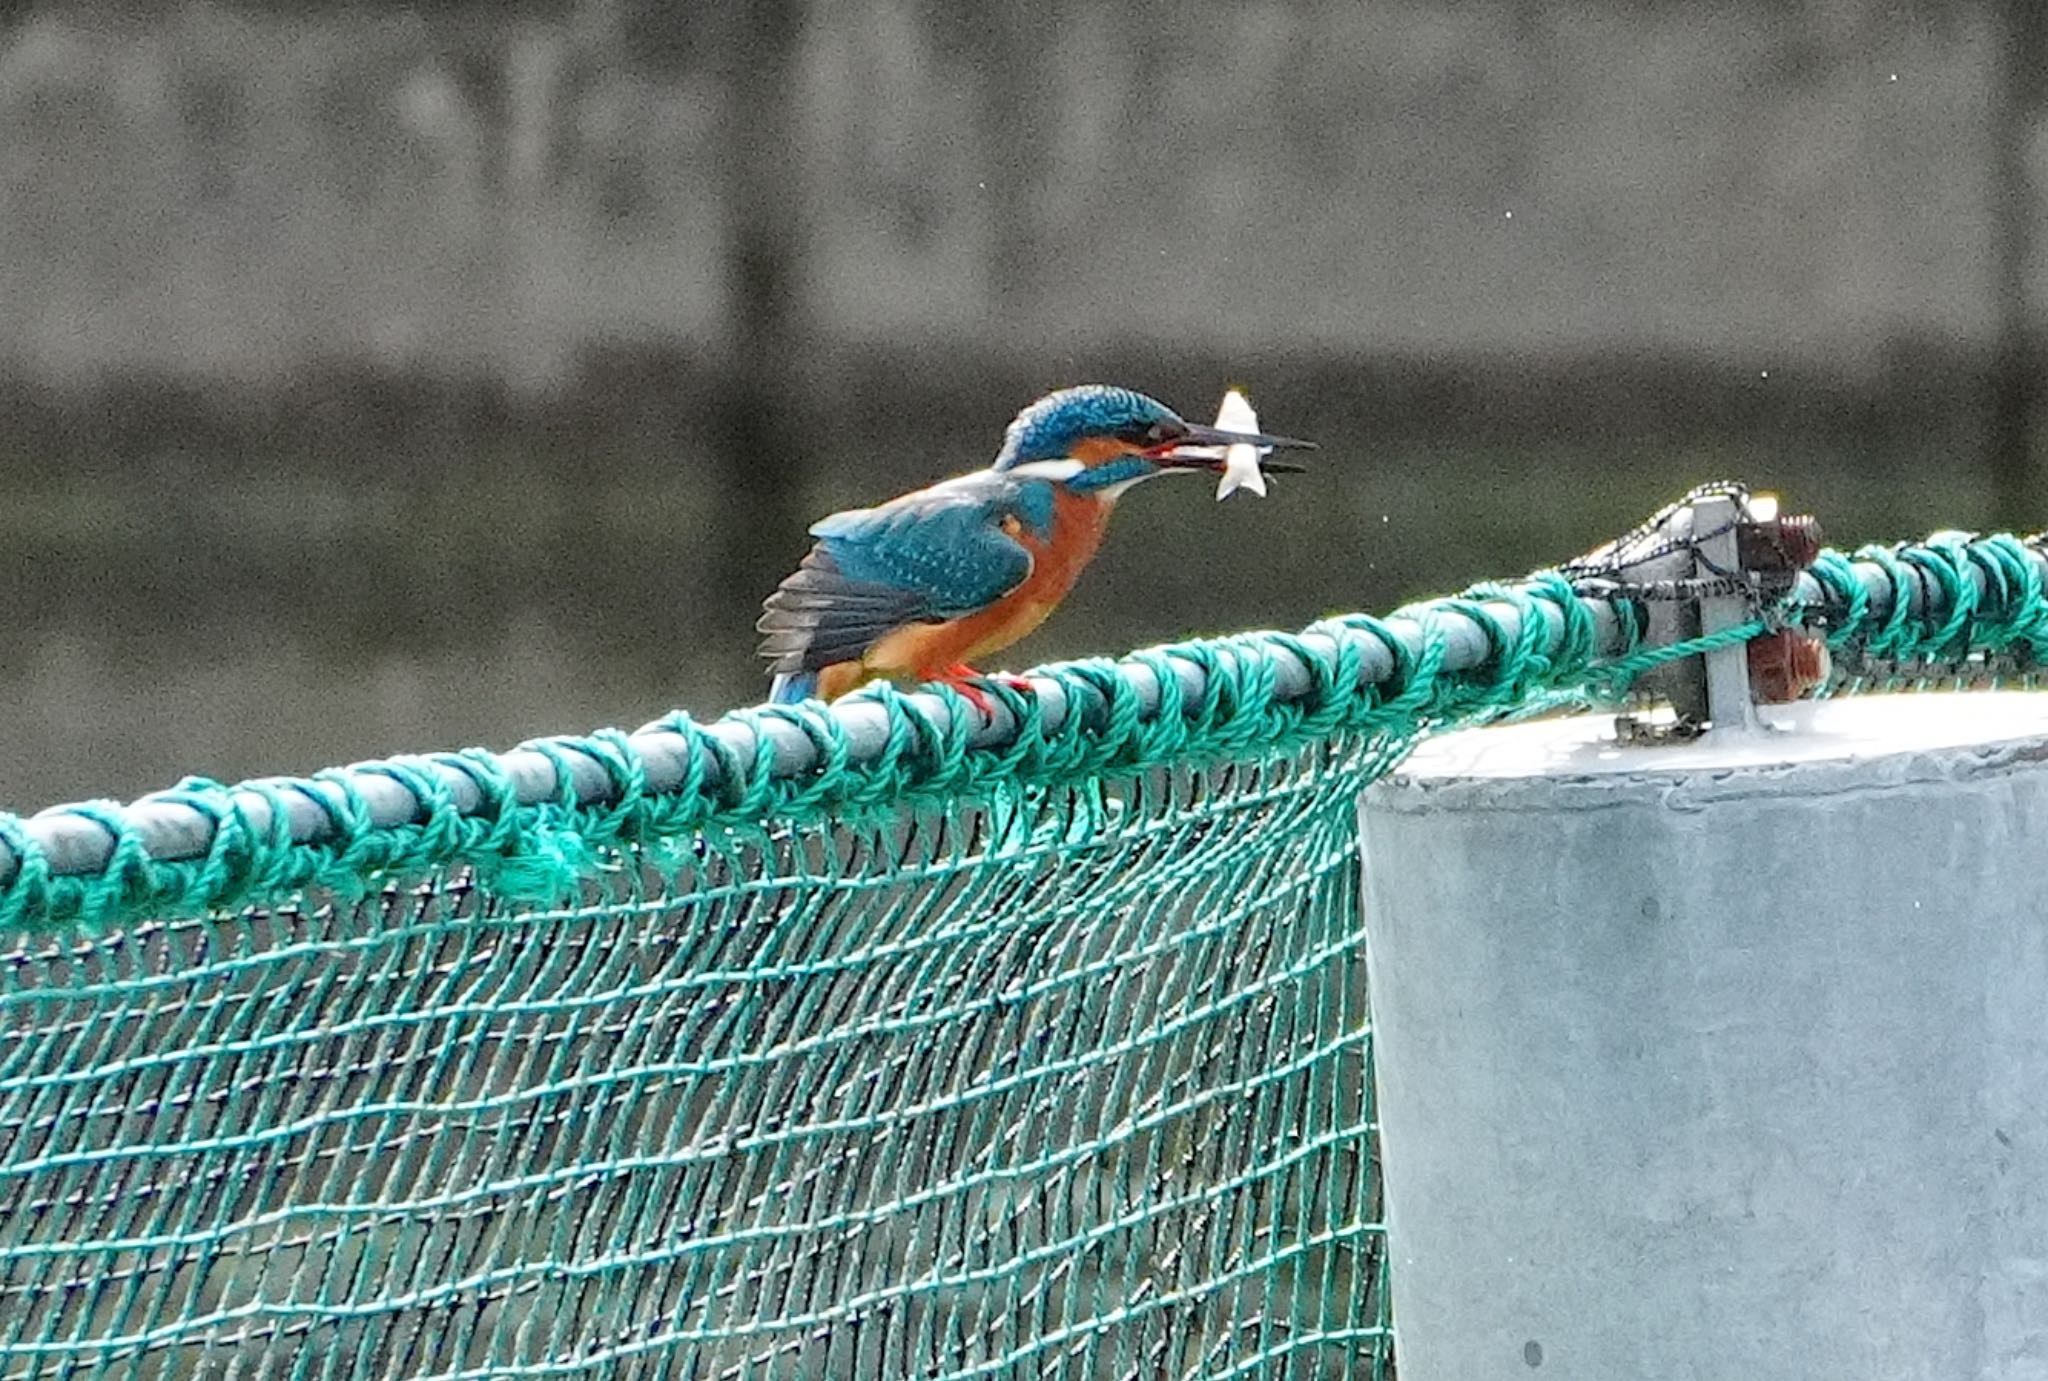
[1141,422,1174,446]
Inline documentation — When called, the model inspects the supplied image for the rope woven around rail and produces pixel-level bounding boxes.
[3,530,2044,934]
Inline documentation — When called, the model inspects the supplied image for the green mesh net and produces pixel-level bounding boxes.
[0,530,2038,1379]
[2,747,1397,1379]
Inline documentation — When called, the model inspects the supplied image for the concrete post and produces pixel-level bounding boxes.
[1359,693,2048,1380]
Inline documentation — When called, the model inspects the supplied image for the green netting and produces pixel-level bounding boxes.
[2,530,2044,1380]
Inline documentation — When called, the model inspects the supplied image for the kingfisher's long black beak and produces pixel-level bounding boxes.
[1157,424,1318,472]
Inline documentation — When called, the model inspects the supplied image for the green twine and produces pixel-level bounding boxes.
[1805,550,1869,649]
[1592,619,1768,691]
[3,530,2042,935]
[1963,533,2048,656]
[1811,533,2048,682]
[1850,543,1922,661]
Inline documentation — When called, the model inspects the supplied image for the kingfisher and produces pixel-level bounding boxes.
[758,384,1315,708]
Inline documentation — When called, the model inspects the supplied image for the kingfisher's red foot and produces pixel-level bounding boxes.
[933,663,993,717]
[952,681,996,717]
[934,664,1034,719]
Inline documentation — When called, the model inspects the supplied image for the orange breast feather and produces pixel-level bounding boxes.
[865,490,1112,679]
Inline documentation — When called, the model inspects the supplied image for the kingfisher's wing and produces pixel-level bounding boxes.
[758,474,1035,674]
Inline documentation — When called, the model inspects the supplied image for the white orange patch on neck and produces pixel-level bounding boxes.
[1006,459,1086,482]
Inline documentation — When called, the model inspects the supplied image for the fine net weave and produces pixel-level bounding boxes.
[4,527,2034,1379]
[2,741,1402,1380]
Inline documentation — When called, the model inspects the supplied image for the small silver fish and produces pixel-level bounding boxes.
[1211,389,1269,500]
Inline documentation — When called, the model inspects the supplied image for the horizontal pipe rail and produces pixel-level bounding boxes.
[0,542,2034,891]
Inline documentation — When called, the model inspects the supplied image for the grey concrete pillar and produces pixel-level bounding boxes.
[1359,693,2048,1380]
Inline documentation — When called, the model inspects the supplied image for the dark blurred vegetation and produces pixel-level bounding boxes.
[0,0,2039,802]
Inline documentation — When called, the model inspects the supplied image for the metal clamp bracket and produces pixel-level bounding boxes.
[1565,482,1824,741]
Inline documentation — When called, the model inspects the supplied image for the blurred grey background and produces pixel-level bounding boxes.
[0,0,2041,803]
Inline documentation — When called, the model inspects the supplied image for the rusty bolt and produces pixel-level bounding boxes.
[1748,629,1830,703]
[1737,514,1824,573]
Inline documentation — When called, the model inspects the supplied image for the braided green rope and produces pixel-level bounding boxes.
[4,525,2047,1381]
[0,573,1597,935]
[1809,532,2048,691]
[6,531,2047,936]
[1804,549,1870,648]
[1594,619,1768,688]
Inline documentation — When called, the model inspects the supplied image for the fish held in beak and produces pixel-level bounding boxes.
[1164,390,1315,500]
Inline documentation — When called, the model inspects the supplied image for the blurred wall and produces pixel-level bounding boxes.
[0,1,2020,377]
[0,0,2038,802]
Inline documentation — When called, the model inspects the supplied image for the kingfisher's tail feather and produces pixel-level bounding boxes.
[769,670,819,705]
